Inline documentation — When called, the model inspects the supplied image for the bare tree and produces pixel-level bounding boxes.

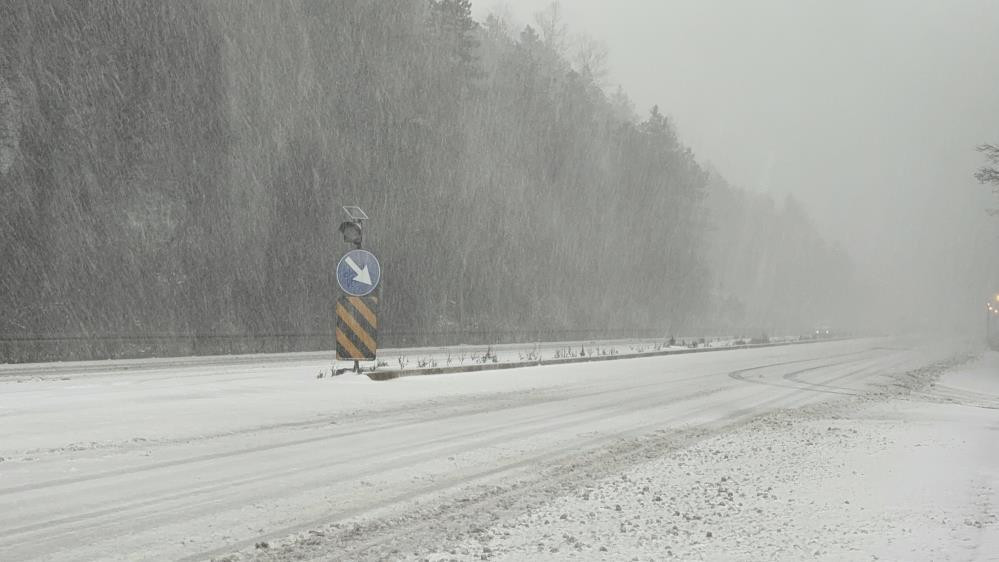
[572,34,609,88]
[975,143,999,216]
[534,1,568,55]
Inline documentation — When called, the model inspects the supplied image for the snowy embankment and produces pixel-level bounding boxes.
[411,351,999,561]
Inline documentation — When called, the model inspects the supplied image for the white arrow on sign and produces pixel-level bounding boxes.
[344,256,372,285]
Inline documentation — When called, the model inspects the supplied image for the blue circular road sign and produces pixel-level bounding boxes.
[336,249,381,296]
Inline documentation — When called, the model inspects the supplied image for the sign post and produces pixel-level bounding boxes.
[334,207,381,374]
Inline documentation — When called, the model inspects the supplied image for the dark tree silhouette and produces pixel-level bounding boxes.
[975,143,999,216]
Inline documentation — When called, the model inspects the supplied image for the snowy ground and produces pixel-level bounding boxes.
[0,338,994,561]
[412,354,999,562]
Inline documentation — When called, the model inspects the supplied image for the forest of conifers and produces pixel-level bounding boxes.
[0,1,856,361]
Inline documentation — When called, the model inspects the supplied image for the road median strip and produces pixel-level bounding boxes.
[366,339,842,381]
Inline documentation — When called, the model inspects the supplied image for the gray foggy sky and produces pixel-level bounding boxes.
[474,0,999,329]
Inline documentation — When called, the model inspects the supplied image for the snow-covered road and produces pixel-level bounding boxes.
[0,338,994,561]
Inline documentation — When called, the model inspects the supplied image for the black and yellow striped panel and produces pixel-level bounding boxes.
[335,295,378,360]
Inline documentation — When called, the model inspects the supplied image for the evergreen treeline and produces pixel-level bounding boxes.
[705,172,855,336]
[0,1,855,361]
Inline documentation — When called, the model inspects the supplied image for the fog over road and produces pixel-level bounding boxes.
[0,339,993,561]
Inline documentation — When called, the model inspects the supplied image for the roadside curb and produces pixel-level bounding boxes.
[365,338,839,381]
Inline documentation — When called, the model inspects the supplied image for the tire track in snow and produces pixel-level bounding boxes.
[189,354,888,561]
[0,382,735,549]
[197,354,891,561]
[0,345,891,560]
[0,346,870,477]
